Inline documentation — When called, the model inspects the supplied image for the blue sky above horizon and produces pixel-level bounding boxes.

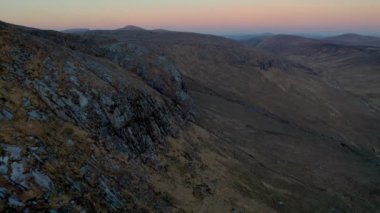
[0,0,379,36]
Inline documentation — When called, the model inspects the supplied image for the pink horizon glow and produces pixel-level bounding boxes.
[1,0,379,35]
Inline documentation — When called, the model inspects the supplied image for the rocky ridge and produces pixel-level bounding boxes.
[0,21,195,211]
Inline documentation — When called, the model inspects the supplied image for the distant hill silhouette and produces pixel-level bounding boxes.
[62,28,90,34]
[324,33,380,47]
[117,25,146,31]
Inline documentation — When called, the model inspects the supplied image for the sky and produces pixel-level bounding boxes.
[0,0,379,35]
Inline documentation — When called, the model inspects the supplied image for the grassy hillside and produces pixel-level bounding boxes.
[1,21,379,212]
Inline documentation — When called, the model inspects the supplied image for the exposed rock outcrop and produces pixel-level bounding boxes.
[0,21,192,211]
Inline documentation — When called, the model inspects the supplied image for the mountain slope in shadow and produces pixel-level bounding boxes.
[255,34,380,115]
[71,27,380,211]
[1,21,379,212]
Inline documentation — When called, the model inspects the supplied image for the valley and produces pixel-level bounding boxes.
[0,21,379,212]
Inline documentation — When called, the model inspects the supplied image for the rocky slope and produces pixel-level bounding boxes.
[0,21,278,212]
[68,28,380,211]
[1,21,380,212]
[0,21,192,211]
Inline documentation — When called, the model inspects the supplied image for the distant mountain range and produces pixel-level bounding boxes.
[325,33,380,47]
[62,28,90,34]
[61,25,380,46]
[231,32,380,48]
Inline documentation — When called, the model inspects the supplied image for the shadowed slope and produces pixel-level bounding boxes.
[66,28,380,211]
[0,21,277,212]
[255,34,380,114]
[1,21,380,212]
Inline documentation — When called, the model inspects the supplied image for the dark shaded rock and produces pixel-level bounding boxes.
[9,162,28,190]
[2,144,22,160]
[103,44,191,106]
[32,170,54,192]
[0,156,8,174]
[8,195,25,207]
[0,109,14,120]
[65,138,74,146]
[100,180,124,210]
[22,97,31,108]
[0,187,7,199]
[27,110,48,121]
[259,60,273,71]
[277,200,285,208]
[192,183,214,200]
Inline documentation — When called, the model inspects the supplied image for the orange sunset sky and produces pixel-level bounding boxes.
[0,0,379,35]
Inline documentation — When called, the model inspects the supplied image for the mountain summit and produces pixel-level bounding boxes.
[117,25,146,31]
